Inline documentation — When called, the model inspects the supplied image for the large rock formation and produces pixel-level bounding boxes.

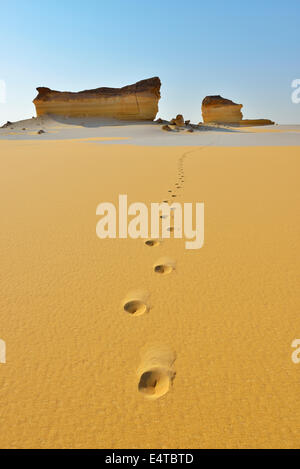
[202,95,243,124]
[202,95,274,126]
[33,77,161,120]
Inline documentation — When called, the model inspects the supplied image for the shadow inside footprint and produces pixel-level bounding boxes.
[138,368,174,399]
[124,300,148,316]
[154,264,173,275]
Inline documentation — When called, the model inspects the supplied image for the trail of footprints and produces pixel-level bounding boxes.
[122,153,188,399]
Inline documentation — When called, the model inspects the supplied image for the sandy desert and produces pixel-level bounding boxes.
[0,110,299,448]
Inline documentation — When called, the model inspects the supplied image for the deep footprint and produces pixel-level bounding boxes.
[138,346,176,400]
[124,300,148,316]
[138,368,174,398]
[154,263,174,275]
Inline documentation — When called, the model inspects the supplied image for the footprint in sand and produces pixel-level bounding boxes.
[153,257,175,275]
[154,265,173,275]
[124,300,148,316]
[137,345,176,399]
[123,291,150,316]
[145,239,160,247]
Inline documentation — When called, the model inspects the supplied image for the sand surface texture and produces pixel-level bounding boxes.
[0,119,299,448]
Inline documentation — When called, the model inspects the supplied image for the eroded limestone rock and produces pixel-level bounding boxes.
[33,77,161,120]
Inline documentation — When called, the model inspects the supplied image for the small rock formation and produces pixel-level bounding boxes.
[37,129,45,134]
[202,96,243,124]
[170,114,185,126]
[238,119,275,126]
[202,95,274,126]
[33,77,161,121]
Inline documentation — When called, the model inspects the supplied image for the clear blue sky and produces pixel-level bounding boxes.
[1,0,300,125]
